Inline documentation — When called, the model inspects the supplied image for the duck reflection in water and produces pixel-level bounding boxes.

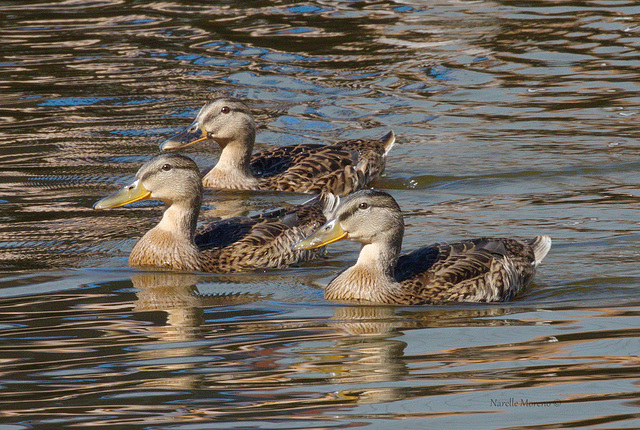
[128,271,539,410]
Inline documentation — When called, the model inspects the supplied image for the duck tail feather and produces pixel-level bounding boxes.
[319,192,341,218]
[381,130,396,157]
[527,235,552,265]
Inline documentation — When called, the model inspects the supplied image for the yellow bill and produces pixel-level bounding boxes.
[293,219,348,250]
[93,179,151,209]
[160,121,207,151]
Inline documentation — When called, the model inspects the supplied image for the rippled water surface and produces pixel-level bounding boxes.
[2,1,640,428]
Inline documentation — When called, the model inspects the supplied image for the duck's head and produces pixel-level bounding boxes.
[293,189,404,250]
[160,96,256,151]
[94,153,203,209]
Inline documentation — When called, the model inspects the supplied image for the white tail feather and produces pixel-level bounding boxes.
[320,193,341,218]
[382,130,396,157]
[528,235,552,266]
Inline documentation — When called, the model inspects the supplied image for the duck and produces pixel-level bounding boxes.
[160,95,396,196]
[293,189,551,305]
[94,153,338,273]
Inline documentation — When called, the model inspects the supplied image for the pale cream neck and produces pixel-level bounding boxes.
[203,139,260,189]
[128,203,201,271]
[325,242,401,303]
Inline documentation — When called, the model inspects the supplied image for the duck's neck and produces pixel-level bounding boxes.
[325,240,402,303]
[203,134,259,189]
[129,201,201,271]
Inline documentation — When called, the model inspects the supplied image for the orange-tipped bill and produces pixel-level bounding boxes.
[93,179,151,209]
[293,219,348,250]
[160,121,207,151]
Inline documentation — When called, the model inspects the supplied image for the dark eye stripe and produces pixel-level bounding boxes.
[203,107,243,123]
[338,205,359,222]
[223,107,244,114]
[139,164,191,182]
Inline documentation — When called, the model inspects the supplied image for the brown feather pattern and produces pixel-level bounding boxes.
[162,96,395,196]
[248,139,388,195]
[304,190,551,305]
[98,153,333,273]
[194,203,328,273]
[385,238,539,304]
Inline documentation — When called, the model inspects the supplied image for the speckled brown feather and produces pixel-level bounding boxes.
[162,96,395,197]
[303,190,551,305]
[325,236,546,305]
[97,153,337,274]
[249,137,390,195]
[389,238,538,304]
[193,200,329,273]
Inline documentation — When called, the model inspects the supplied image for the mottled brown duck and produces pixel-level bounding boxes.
[160,96,396,196]
[94,153,338,273]
[294,189,551,305]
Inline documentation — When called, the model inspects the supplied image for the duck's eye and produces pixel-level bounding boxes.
[359,202,369,210]
[162,163,172,171]
[221,106,230,114]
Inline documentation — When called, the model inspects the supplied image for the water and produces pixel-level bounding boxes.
[1,0,640,428]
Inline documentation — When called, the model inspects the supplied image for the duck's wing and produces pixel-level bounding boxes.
[251,143,357,195]
[337,131,395,179]
[249,143,325,179]
[194,217,261,250]
[251,132,396,196]
[394,237,539,304]
[194,199,329,272]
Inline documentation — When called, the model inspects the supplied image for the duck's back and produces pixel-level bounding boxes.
[250,132,395,196]
[393,236,549,304]
[194,199,330,272]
